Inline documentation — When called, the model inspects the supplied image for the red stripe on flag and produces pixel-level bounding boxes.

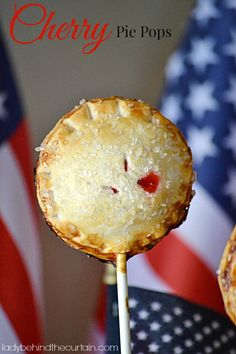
[9,120,37,215]
[145,231,225,314]
[0,218,42,348]
[95,283,106,334]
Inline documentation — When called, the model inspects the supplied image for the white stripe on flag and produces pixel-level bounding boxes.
[0,305,25,353]
[177,182,233,272]
[128,253,171,293]
[0,143,42,309]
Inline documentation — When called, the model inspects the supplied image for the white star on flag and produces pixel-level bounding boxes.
[224,76,236,110]
[162,313,173,323]
[213,340,220,348]
[150,302,162,311]
[174,347,183,354]
[130,319,137,329]
[162,333,172,343]
[223,168,236,206]
[161,95,182,123]
[185,81,218,119]
[149,321,161,331]
[187,126,218,165]
[227,329,235,338]
[193,313,202,322]
[225,0,236,10]
[173,307,183,316]
[192,0,220,26]
[195,333,203,341]
[211,321,220,329]
[166,52,185,82]
[148,342,159,352]
[0,91,8,120]
[224,122,236,158]
[138,309,150,320]
[185,339,194,347]
[221,334,228,343]
[184,319,193,328]
[224,30,236,61]
[129,298,138,308]
[174,327,183,335]
[188,37,218,72]
[136,330,148,340]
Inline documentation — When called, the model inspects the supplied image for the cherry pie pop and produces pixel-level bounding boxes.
[36,97,194,262]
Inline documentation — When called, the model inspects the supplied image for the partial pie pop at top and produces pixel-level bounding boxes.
[36,97,194,262]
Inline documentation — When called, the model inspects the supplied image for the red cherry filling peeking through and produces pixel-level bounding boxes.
[137,172,160,194]
[109,159,128,193]
[111,187,119,194]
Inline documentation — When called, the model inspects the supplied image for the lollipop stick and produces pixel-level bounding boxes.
[116,253,132,354]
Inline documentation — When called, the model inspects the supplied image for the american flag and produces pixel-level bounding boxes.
[106,285,236,353]
[103,0,236,352]
[0,28,43,350]
[127,0,236,313]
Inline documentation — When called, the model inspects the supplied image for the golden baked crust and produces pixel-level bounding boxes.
[218,226,236,324]
[35,97,194,262]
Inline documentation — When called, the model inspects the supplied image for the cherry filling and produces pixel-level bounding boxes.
[137,172,160,194]
[111,187,119,194]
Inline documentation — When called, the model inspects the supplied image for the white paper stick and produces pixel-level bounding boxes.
[116,253,132,354]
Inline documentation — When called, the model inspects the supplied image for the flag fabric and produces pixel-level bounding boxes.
[0,28,43,350]
[106,285,236,354]
[97,0,236,349]
[127,0,236,314]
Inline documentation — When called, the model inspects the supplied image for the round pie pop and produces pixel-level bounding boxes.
[35,97,194,262]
